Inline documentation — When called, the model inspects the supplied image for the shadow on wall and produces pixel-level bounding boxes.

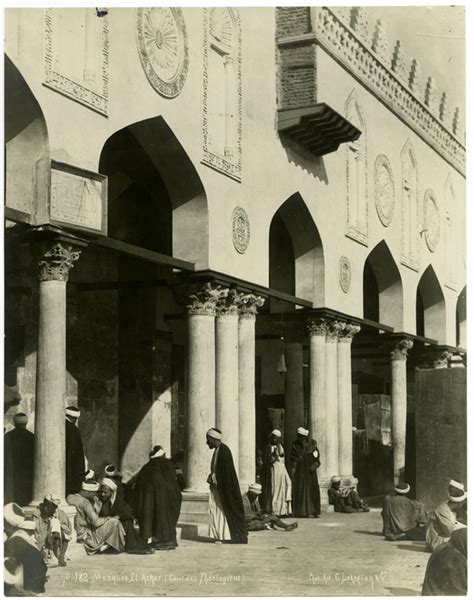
[280,134,329,184]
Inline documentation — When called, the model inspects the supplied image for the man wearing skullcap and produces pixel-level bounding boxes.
[4,412,35,505]
[328,476,370,514]
[66,481,125,554]
[382,482,428,541]
[4,503,47,595]
[33,493,72,566]
[65,406,86,496]
[426,479,467,552]
[133,445,182,550]
[422,527,467,595]
[290,427,321,518]
[242,483,298,532]
[99,479,150,554]
[206,428,248,544]
[261,429,292,516]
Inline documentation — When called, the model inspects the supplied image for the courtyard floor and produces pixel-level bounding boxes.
[45,509,430,597]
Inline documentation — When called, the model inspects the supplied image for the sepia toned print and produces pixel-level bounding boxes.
[3,5,466,597]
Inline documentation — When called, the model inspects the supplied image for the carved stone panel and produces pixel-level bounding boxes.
[339,256,351,293]
[232,206,250,254]
[423,189,440,252]
[137,8,188,98]
[374,154,395,227]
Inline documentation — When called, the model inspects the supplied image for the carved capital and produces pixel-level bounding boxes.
[339,323,361,343]
[307,318,328,337]
[390,338,413,361]
[237,293,265,319]
[38,243,81,282]
[216,288,240,317]
[418,348,453,369]
[326,319,346,342]
[187,282,228,316]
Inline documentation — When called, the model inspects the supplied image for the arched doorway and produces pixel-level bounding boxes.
[416,265,446,342]
[456,286,466,348]
[363,241,403,329]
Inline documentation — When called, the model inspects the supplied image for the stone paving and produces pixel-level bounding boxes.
[45,509,430,596]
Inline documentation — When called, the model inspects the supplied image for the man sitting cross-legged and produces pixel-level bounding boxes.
[328,476,370,513]
[382,482,427,541]
[34,492,72,567]
[242,483,298,532]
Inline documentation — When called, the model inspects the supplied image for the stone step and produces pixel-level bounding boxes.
[176,522,209,541]
[178,510,209,524]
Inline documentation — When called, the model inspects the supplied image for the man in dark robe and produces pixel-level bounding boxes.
[328,476,370,513]
[242,483,297,531]
[382,482,428,541]
[99,479,150,554]
[422,527,467,595]
[4,413,35,505]
[133,445,182,550]
[4,503,48,596]
[206,428,248,544]
[103,464,124,499]
[290,427,321,518]
[65,406,86,496]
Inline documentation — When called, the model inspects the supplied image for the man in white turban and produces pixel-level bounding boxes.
[382,482,427,541]
[290,427,321,517]
[65,406,86,495]
[34,493,72,566]
[261,429,292,516]
[426,479,467,551]
[242,483,297,532]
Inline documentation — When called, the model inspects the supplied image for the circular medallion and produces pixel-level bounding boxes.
[374,154,395,227]
[137,8,188,98]
[423,189,440,252]
[339,256,351,293]
[232,207,250,254]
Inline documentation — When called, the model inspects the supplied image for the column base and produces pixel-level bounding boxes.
[179,490,210,526]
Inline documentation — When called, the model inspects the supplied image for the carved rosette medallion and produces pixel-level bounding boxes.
[237,293,265,319]
[187,282,228,316]
[374,154,395,227]
[38,243,81,282]
[339,256,352,293]
[423,189,440,252]
[390,338,413,361]
[232,207,250,254]
[137,8,188,98]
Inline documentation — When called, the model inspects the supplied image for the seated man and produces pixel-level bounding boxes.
[103,465,124,499]
[382,482,427,541]
[4,503,47,596]
[34,493,72,567]
[67,480,125,554]
[422,527,467,595]
[242,483,298,532]
[328,476,370,513]
[99,478,150,554]
[426,479,467,552]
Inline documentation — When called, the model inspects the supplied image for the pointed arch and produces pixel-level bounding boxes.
[99,116,209,267]
[363,240,403,328]
[401,139,419,267]
[269,193,324,305]
[456,286,466,348]
[345,89,368,244]
[5,55,50,221]
[416,265,446,341]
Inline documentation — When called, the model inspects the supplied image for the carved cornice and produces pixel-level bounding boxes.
[38,243,81,282]
[390,338,413,361]
[237,293,265,318]
[187,282,228,316]
[310,8,465,176]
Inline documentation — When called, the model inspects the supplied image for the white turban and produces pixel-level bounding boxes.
[4,503,36,531]
[82,481,99,492]
[248,483,262,494]
[43,493,61,506]
[271,429,282,438]
[206,428,222,440]
[101,478,117,491]
[150,447,165,459]
[85,469,95,481]
[297,427,309,436]
[65,406,80,418]
[449,479,465,491]
[449,491,467,503]
[104,465,116,476]
[331,476,341,483]
[13,413,28,425]
[394,483,410,494]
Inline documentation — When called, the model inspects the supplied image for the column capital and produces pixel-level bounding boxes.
[38,243,81,282]
[338,322,361,343]
[307,317,328,337]
[417,346,454,369]
[390,337,413,361]
[187,282,228,316]
[326,319,346,343]
[216,288,240,317]
[237,293,265,319]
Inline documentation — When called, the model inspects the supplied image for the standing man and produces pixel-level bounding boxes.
[261,429,292,516]
[4,413,35,505]
[133,445,182,550]
[65,406,86,496]
[290,427,321,518]
[206,428,248,544]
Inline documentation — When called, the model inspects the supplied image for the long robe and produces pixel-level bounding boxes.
[4,529,48,595]
[133,456,182,545]
[261,443,292,516]
[290,438,321,517]
[4,427,34,505]
[66,493,125,554]
[382,493,427,540]
[422,528,467,595]
[426,501,466,551]
[65,419,86,496]
[211,443,248,544]
[100,494,147,552]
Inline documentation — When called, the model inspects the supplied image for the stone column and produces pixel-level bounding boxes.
[186,283,225,493]
[390,338,413,486]
[337,323,360,478]
[307,319,328,479]
[284,341,304,459]
[33,243,80,502]
[215,289,240,473]
[325,320,345,479]
[238,293,265,488]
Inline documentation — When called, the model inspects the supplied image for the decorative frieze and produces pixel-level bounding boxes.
[339,256,352,293]
[390,338,413,361]
[38,243,81,282]
[187,282,228,317]
[232,207,250,254]
[423,189,440,253]
[374,154,395,227]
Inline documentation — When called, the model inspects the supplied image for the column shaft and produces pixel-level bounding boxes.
[284,342,304,458]
[308,324,327,479]
[238,314,256,487]
[325,336,339,478]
